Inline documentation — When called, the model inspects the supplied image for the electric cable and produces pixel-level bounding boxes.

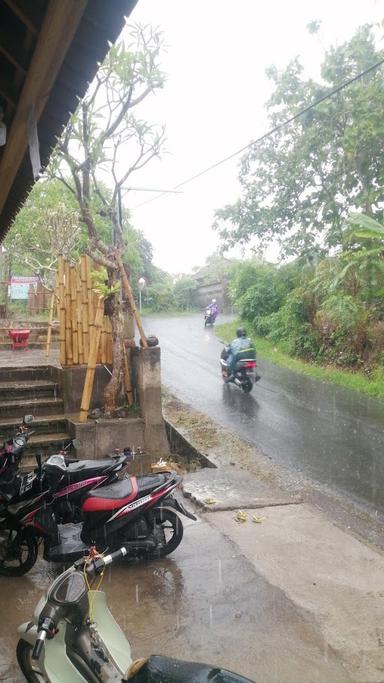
[131,56,384,210]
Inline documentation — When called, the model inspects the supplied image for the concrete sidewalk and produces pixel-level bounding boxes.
[164,393,384,683]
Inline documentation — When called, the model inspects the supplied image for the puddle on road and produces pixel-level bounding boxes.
[1,519,351,683]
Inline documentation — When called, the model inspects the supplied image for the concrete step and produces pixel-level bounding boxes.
[0,396,64,418]
[0,379,60,400]
[0,414,68,433]
[20,432,73,472]
[0,366,54,382]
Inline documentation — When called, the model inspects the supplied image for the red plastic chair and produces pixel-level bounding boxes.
[9,329,30,351]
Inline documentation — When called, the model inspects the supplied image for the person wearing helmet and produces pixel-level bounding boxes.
[206,298,219,321]
[225,327,256,381]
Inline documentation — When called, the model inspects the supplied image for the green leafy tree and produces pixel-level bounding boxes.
[48,25,166,413]
[4,180,80,283]
[214,26,384,259]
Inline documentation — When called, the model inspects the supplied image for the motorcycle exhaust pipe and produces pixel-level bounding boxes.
[234,378,242,387]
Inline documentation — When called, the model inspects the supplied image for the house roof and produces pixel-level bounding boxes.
[0,0,138,242]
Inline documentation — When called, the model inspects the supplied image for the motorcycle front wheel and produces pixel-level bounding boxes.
[0,527,38,576]
[148,509,184,559]
[16,640,41,682]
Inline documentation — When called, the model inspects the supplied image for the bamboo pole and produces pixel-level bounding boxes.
[116,253,148,348]
[86,256,93,350]
[70,266,78,364]
[101,317,107,364]
[79,297,104,422]
[64,260,73,365]
[76,265,84,364]
[57,256,66,366]
[45,276,57,358]
[80,255,89,362]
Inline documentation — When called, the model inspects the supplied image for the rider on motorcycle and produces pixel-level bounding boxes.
[225,327,256,381]
[206,299,219,320]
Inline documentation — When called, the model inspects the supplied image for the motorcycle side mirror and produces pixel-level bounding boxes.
[35,453,42,469]
[23,415,34,425]
[72,439,82,450]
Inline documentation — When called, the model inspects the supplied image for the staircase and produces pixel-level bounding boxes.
[0,366,71,471]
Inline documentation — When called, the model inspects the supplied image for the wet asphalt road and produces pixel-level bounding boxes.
[0,515,351,683]
[147,314,384,513]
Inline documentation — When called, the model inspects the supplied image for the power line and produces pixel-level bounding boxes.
[131,56,384,210]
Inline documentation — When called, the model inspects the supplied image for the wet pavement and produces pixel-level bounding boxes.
[0,515,351,683]
[147,314,384,514]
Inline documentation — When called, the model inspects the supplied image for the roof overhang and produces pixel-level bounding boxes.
[0,0,138,241]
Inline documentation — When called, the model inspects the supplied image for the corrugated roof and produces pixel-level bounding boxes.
[0,0,138,241]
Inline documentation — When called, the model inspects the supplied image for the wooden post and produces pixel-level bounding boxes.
[45,276,57,358]
[115,252,148,348]
[123,349,134,406]
[64,260,73,365]
[79,297,104,422]
[80,255,89,362]
[57,256,66,366]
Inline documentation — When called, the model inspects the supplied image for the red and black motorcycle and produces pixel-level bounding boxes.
[0,468,195,576]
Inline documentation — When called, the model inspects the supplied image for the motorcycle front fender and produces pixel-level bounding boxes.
[17,620,37,645]
[157,496,197,521]
[18,620,86,683]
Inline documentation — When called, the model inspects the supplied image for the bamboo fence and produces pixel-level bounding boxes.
[56,255,113,367]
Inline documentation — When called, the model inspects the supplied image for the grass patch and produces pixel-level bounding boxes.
[216,320,384,401]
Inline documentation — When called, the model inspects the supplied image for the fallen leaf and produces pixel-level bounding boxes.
[252,515,265,524]
[204,498,216,505]
[234,510,247,523]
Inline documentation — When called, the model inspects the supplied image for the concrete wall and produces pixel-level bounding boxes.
[192,279,231,313]
[132,346,170,459]
[63,345,170,469]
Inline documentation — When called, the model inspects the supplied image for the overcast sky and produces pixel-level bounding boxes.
[124,0,384,275]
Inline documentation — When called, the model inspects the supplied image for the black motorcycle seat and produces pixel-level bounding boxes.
[136,473,168,494]
[66,458,114,473]
[126,655,255,683]
[85,476,135,501]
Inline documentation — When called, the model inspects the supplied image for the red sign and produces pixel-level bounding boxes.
[9,276,39,284]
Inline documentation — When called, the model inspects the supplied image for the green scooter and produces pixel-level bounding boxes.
[17,547,256,682]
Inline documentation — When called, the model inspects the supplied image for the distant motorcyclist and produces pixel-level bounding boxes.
[206,298,219,320]
[225,327,256,381]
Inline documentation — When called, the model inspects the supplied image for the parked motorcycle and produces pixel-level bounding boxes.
[0,414,35,479]
[0,445,134,576]
[0,468,195,575]
[17,546,255,683]
[220,348,260,393]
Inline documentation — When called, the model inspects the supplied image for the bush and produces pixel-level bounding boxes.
[173,277,196,310]
[144,285,175,312]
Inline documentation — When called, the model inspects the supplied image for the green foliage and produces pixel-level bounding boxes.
[91,268,120,297]
[214,25,384,259]
[144,284,175,312]
[173,277,196,310]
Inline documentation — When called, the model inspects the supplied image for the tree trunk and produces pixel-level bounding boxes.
[103,285,124,415]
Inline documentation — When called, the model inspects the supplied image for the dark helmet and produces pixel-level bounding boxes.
[236,327,247,338]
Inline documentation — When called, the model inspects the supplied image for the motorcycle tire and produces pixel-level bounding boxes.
[16,640,41,682]
[0,527,38,576]
[148,509,184,559]
[242,379,253,393]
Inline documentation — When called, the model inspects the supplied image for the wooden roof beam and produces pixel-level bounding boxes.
[2,0,41,37]
[0,0,88,217]
[0,27,28,74]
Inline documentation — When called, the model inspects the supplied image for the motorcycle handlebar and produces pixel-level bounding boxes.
[89,547,128,574]
[32,630,46,660]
